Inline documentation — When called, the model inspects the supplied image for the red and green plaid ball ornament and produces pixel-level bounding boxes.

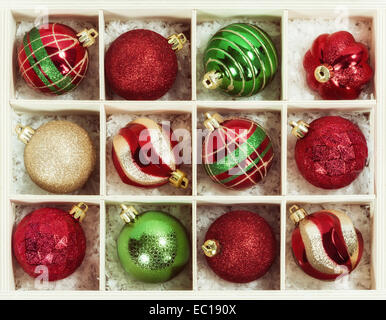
[202,113,274,190]
[17,23,98,95]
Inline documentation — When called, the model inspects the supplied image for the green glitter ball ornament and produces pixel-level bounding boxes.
[117,204,190,283]
[202,23,278,97]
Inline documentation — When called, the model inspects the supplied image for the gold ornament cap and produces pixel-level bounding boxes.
[202,239,220,257]
[168,33,187,52]
[120,204,139,224]
[202,70,223,90]
[20,120,96,194]
[77,28,99,48]
[289,205,308,224]
[290,120,309,139]
[69,202,88,223]
[15,125,35,144]
[203,112,223,132]
[169,169,189,189]
[314,64,333,83]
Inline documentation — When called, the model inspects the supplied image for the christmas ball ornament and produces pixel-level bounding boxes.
[202,113,274,190]
[303,31,373,100]
[289,205,363,280]
[202,210,275,283]
[112,117,189,189]
[202,23,278,97]
[16,121,96,194]
[117,204,190,283]
[18,23,98,95]
[13,203,88,281]
[290,116,367,189]
[105,29,186,100]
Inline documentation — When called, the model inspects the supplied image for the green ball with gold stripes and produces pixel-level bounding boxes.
[202,113,274,190]
[17,23,98,95]
[202,23,278,97]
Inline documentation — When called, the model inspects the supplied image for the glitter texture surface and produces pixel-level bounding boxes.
[286,203,371,290]
[288,17,374,100]
[106,113,192,196]
[13,203,100,290]
[303,31,373,100]
[13,207,86,282]
[106,204,192,290]
[105,29,178,100]
[294,116,368,189]
[203,210,276,284]
[24,120,96,194]
[117,210,190,283]
[15,19,99,100]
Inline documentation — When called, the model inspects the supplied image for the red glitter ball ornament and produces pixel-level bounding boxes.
[303,31,373,100]
[291,116,368,189]
[112,117,189,189]
[18,23,98,95]
[202,210,276,283]
[13,206,87,281]
[290,205,363,280]
[105,29,186,100]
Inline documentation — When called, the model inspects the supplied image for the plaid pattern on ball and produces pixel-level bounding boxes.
[203,118,274,190]
[18,23,89,95]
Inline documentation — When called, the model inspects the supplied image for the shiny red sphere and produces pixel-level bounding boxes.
[112,118,179,188]
[303,31,373,100]
[292,210,363,280]
[13,208,86,281]
[105,29,178,100]
[204,210,276,283]
[295,116,368,189]
[17,23,89,95]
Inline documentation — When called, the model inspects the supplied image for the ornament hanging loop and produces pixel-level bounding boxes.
[314,64,333,83]
[77,28,99,48]
[289,205,308,224]
[202,239,220,257]
[168,33,187,52]
[69,202,88,223]
[204,112,223,132]
[290,120,309,139]
[202,70,222,90]
[120,204,139,224]
[169,169,189,189]
[15,124,35,144]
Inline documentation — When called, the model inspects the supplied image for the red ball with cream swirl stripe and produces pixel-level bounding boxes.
[112,118,189,189]
[202,114,274,190]
[290,205,363,280]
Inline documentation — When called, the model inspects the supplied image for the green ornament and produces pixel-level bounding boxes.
[117,205,190,283]
[202,23,278,97]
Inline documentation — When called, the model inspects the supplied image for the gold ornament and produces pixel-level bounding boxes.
[17,120,96,194]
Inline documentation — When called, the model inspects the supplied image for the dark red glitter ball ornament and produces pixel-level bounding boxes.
[291,116,368,189]
[13,207,86,281]
[303,31,373,100]
[105,29,184,100]
[202,210,276,283]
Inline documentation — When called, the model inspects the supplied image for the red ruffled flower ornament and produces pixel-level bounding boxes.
[303,31,373,100]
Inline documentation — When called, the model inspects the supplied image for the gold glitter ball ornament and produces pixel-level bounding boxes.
[17,120,96,194]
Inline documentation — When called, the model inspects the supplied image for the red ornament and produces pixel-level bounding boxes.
[18,23,98,95]
[105,29,186,100]
[112,117,189,189]
[13,205,87,281]
[303,31,373,100]
[202,210,276,283]
[291,116,367,189]
[290,205,363,280]
[202,113,274,190]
